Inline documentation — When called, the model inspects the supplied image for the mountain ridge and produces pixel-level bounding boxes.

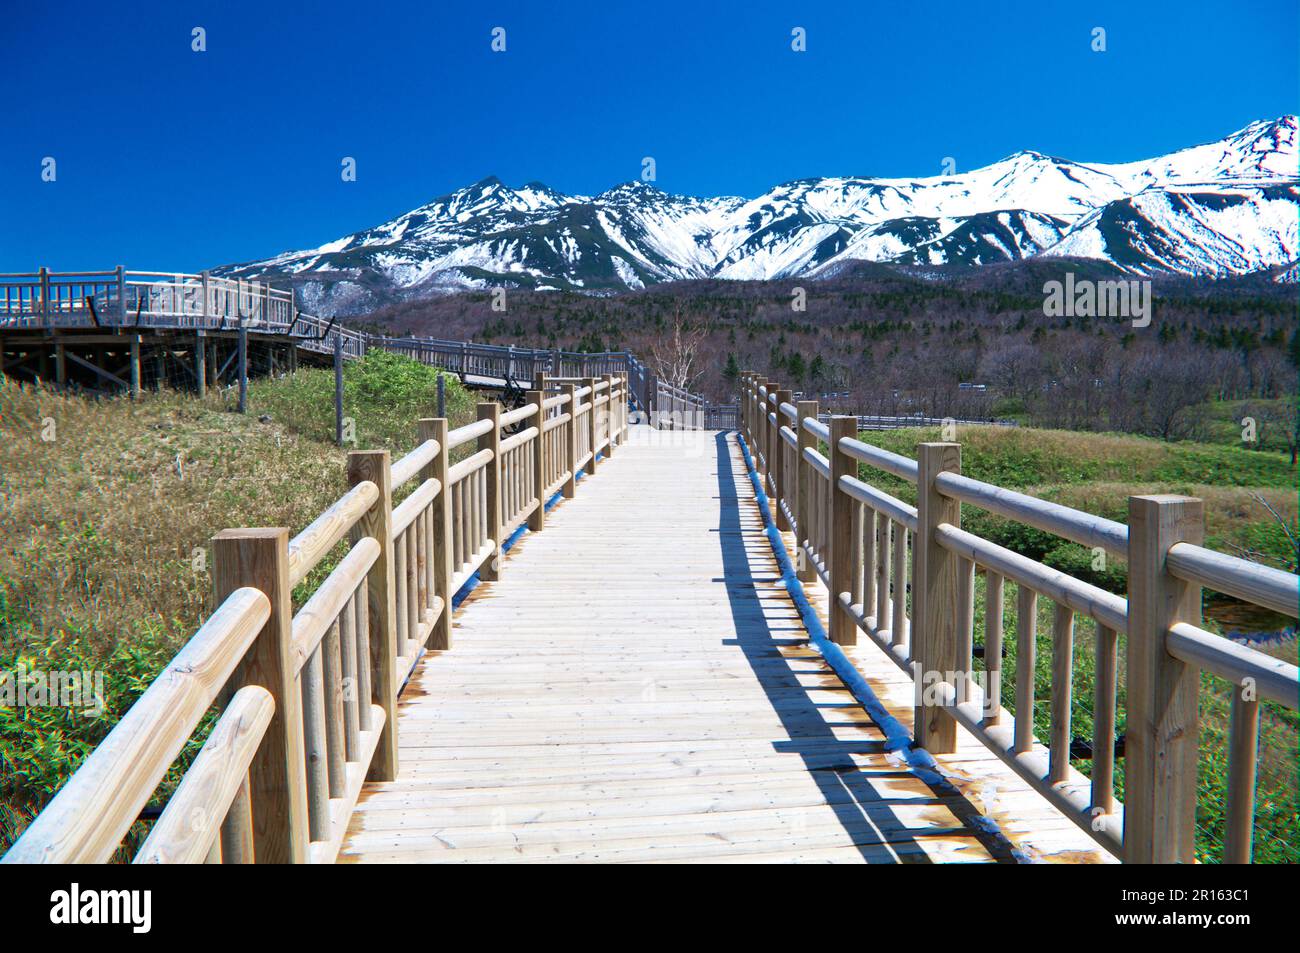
[217,116,1299,316]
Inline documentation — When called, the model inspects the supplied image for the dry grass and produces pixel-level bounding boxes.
[0,358,475,851]
[0,379,350,657]
[866,424,1297,492]
[1025,482,1298,572]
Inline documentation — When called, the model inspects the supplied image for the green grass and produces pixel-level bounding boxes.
[244,349,477,455]
[860,424,1297,494]
[0,355,475,854]
[0,593,211,861]
[1198,398,1296,458]
[962,573,1299,864]
[852,425,1298,575]
[847,423,1298,862]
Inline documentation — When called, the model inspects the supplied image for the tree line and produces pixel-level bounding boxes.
[354,263,1298,444]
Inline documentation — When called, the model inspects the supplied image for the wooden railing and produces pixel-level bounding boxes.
[0,268,367,360]
[741,371,1300,864]
[821,413,1016,431]
[0,270,671,413]
[369,337,650,402]
[647,379,735,430]
[2,374,630,864]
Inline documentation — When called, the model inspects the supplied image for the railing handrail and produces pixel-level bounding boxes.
[2,370,632,865]
[738,370,1299,865]
[1166,541,1300,619]
[4,588,271,863]
[0,269,665,417]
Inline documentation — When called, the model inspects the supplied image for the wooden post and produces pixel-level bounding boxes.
[610,373,621,443]
[207,341,218,391]
[618,372,627,443]
[773,388,793,530]
[115,265,127,326]
[795,399,819,582]
[425,418,454,650]
[528,387,547,530]
[828,417,857,645]
[749,377,761,469]
[333,336,345,446]
[748,373,759,447]
[1125,494,1204,864]
[738,375,748,445]
[129,337,141,399]
[39,266,50,329]
[754,377,769,479]
[55,342,66,386]
[1224,695,1260,864]
[195,332,206,398]
[561,382,577,499]
[765,382,782,501]
[749,373,760,449]
[603,374,616,455]
[584,377,599,474]
[914,442,962,754]
[211,527,308,863]
[237,324,248,413]
[201,270,210,325]
[739,373,749,439]
[478,402,503,579]
[346,450,398,780]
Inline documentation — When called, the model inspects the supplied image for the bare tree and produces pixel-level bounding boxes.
[978,340,1045,403]
[1225,493,1299,573]
[649,302,709,392]
[1126,349,1212,440]
[1242,399,1299,466]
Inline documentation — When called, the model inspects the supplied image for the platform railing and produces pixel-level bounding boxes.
[2,375,629,864]
[0,270,689,413]
[649,378,739,430]
[741,371,1299,864]
[0,268,368,359]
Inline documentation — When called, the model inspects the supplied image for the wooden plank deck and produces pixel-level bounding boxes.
[339,428,1113,863]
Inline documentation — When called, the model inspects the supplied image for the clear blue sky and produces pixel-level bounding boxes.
[1,0,1294,272]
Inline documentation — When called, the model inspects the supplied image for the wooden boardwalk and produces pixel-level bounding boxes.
[339,429,1112,863]
[12,368,1291,865]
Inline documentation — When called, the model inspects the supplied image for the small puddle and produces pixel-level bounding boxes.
[1203,593,1297,648]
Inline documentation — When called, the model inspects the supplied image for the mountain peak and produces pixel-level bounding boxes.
[997,149,1073,166]
[598,180,665,198]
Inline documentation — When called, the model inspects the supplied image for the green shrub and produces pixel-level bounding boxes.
[0,583,207,856]
[1041,542,1128,594]
[246,350,476,453]
[962,509,1060,563]
[0,354,478,855]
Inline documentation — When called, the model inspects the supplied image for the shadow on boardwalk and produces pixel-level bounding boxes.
[711,431,1016,863]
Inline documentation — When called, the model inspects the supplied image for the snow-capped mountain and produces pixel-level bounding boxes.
[217,117,1298,314]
